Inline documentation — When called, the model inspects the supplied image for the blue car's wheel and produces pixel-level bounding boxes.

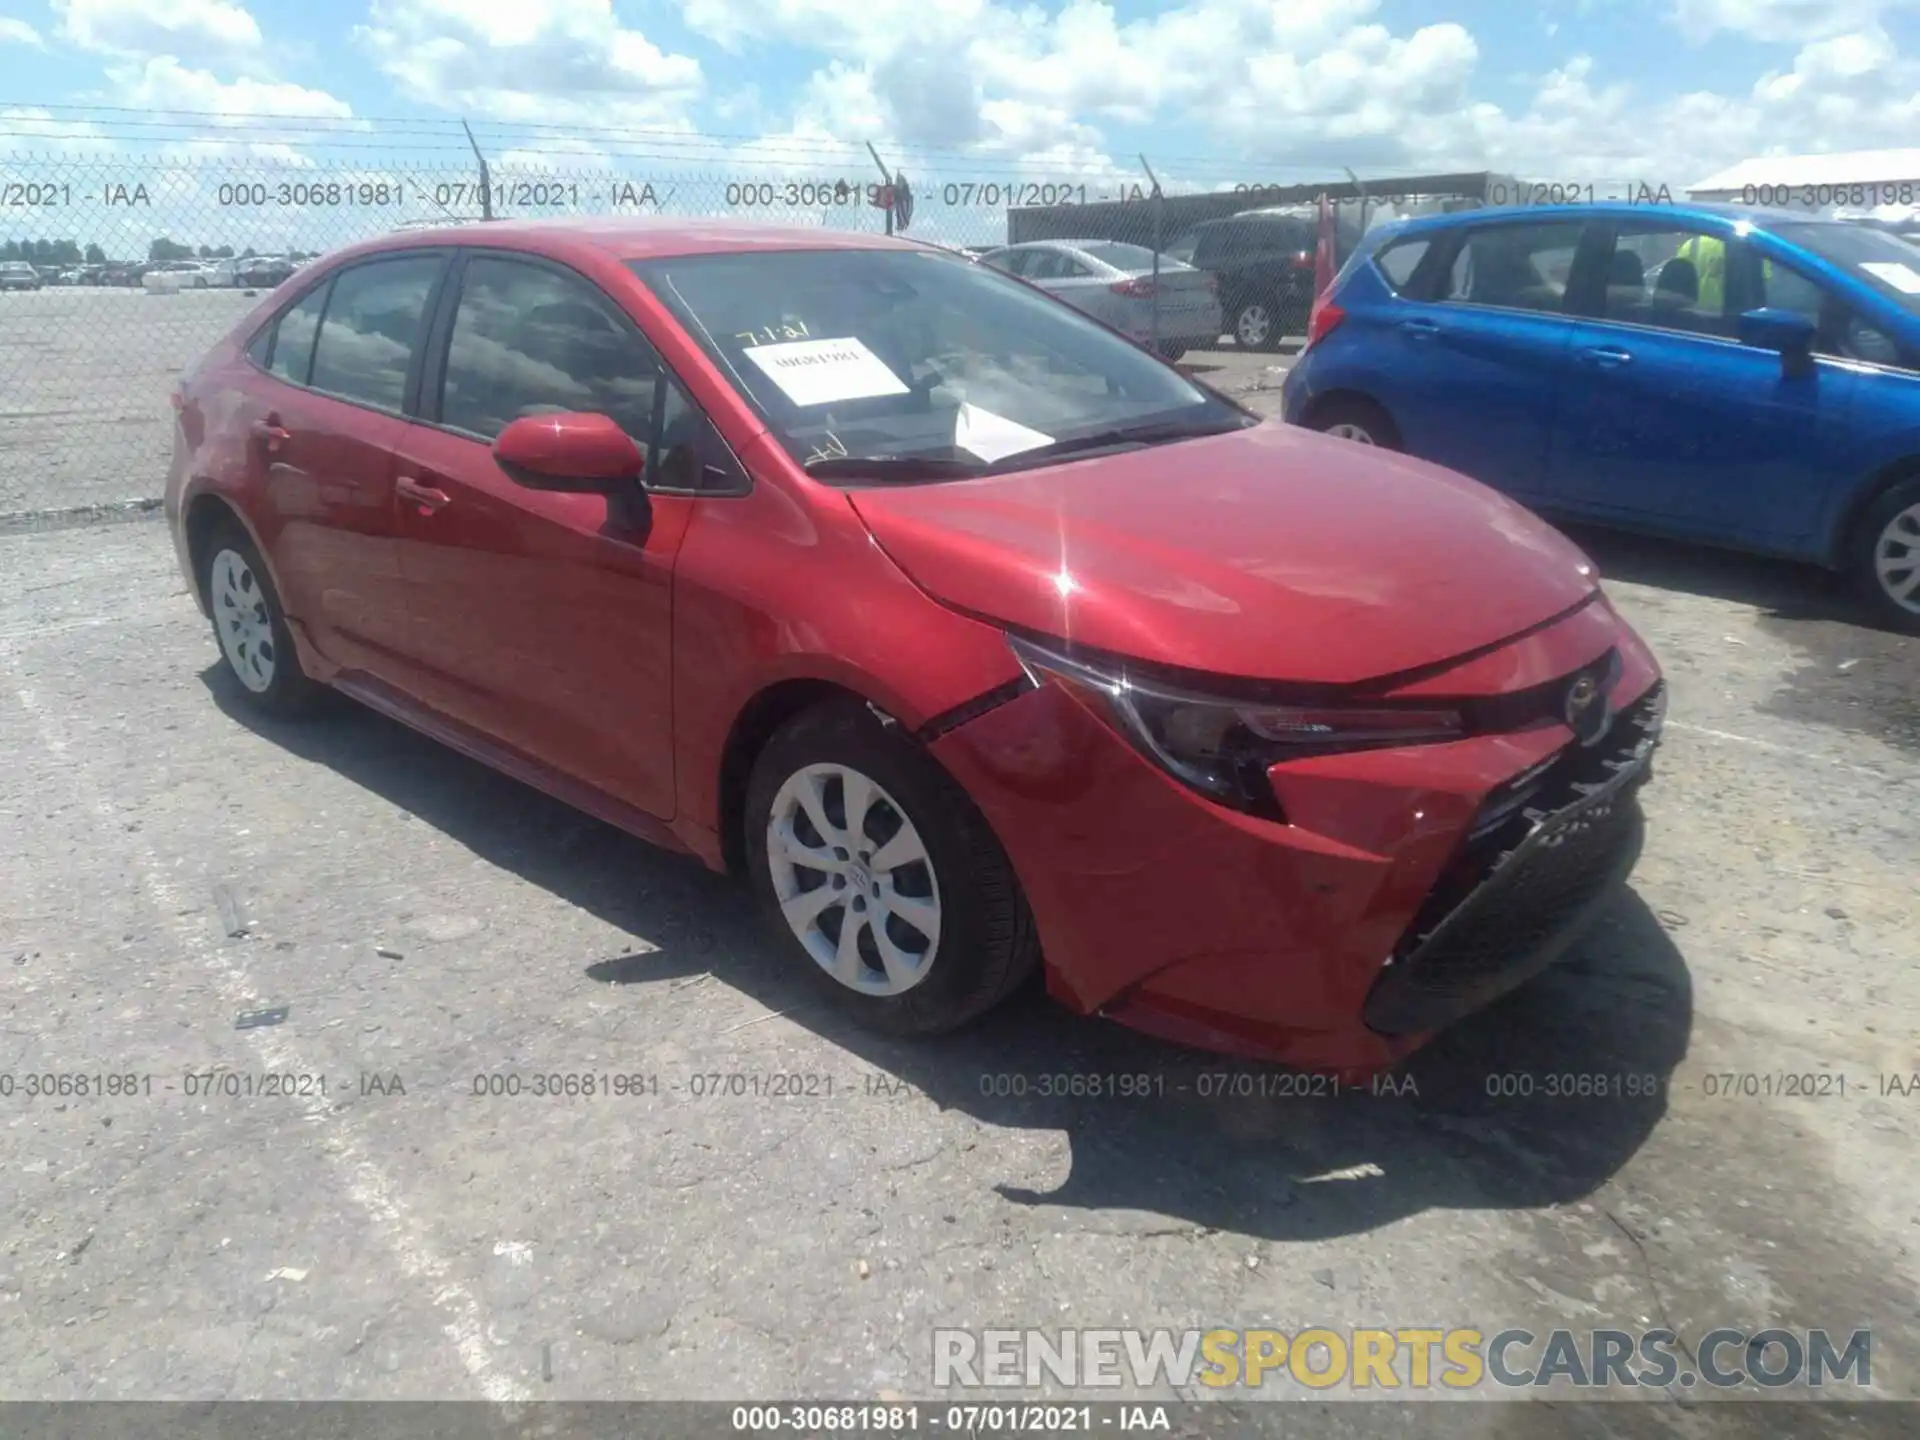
[1308,396,1401,452]
[1855,475,1920,635]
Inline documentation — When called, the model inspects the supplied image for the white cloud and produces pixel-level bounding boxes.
[1669,0,1917,45]
[355,0,704,125]
[111,56,354,118]
[53,0,263,59]
[0,18,46,47]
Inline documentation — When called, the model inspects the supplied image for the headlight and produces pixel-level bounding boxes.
[1007,634,1464,818]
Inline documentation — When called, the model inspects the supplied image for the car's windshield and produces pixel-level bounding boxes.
[630,247,1243,478]
[1773,221,1920,318]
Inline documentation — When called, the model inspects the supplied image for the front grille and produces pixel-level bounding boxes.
[1363,681,1664,1036]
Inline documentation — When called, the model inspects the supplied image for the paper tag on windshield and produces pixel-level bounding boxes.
[741,336,909,407]
[954,403,1054,463]
[1861,261,1920,294]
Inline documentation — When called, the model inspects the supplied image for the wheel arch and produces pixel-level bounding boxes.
[1827,453,1920,569]
[712,669,1032,878]
[716,678,891,877]
[182,491,258,615]
[1298,387,1399,437]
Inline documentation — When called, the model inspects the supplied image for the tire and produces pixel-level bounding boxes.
[198,518,326,716]
[1155,341,1188,362]
[1307,395,1402,451]
[1230,298,1283,353]
[744,699,1040,1036]
[1850,474,1920,635]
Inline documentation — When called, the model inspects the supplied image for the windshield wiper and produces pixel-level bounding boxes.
[984,415,1257,471]
[801,454,986,481]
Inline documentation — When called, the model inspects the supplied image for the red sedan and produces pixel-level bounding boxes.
[164,218,1664,1075]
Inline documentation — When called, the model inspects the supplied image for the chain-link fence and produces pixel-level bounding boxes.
[3,144,1915,516]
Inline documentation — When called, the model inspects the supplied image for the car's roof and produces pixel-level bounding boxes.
[995,238,1144,250]
[326,216,923,267]
[1385,199,1847,237]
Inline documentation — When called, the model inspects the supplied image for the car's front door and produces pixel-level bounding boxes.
[243,254,448,685]
[1544,219,1860,549]
[1371,218,1589,502]
[389,251,729,820]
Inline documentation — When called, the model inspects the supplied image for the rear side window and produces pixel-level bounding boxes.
[1440,222,1584,315]
[1373,237,1433,293]
[264,283,329,387]
[1028,250,1091,280]
[309,255,443,412]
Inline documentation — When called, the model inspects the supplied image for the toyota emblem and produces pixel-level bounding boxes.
[1563,675,1609,744]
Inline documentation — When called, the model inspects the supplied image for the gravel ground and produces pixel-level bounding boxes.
[0,330,1916,1433]
[0,288,264,516]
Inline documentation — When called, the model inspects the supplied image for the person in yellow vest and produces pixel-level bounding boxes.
[1672,232,1727,312]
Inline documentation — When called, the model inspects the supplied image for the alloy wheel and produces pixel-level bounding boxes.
[212,547,277,692]
[1324,422,1376,445]
[1874,501,1920,615]
[1235,303,1272,349]
[765,762,942,996]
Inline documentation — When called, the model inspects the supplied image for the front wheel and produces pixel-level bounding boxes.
[1155,341,1188,362]
[744,700,1040,1035]
[1852,476,1920,635]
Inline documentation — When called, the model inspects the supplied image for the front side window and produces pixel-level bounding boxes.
[265,282,330,386]
[308,256,443,411]
[1441,221,1584,315]
[1755,257,1909,367]
[1602,224,1739,337]
[437,256,662,443]
[631,247,1248,479]
[982,249,1026,275]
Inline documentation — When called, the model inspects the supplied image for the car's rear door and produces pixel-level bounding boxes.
[1542,218,1860,549]
[389,249,728,820]
[239,252,449,684]
[1366,217,1591,502]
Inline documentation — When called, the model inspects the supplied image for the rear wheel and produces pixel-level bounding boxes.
[1155,341,1188,362]
[1307,395,1402,451]
[744,699,1040,1035]
[199,519,325,716]
[1231,299,1283,353]
[1851,476,1920,635]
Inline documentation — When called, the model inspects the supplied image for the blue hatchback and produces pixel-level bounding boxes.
[1280,202,1920,633]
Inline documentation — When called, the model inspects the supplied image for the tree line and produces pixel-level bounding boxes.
[1,238,320,266]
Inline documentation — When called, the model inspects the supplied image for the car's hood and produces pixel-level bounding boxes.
[846,421,1600,685]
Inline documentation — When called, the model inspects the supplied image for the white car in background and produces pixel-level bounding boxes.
[979,239,1223,361]
[153,261,213,289]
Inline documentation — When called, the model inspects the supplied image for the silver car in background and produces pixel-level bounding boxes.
[979,239,1222,360]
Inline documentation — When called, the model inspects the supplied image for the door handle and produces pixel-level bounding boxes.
[1578,346,1633,368]
[396,475,452,512]
[1399,319,1440,341]
[250,416,290,453]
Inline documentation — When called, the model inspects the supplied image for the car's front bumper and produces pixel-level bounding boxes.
[930,602,1663,1075]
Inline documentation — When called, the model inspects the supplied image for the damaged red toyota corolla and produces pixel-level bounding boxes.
[164,218,1664,1074]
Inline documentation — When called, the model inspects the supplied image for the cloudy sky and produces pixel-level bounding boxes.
[1,1,1917,252]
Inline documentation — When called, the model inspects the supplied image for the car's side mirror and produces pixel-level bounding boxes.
[493,412,647,494]
[1738,307,1817,375]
